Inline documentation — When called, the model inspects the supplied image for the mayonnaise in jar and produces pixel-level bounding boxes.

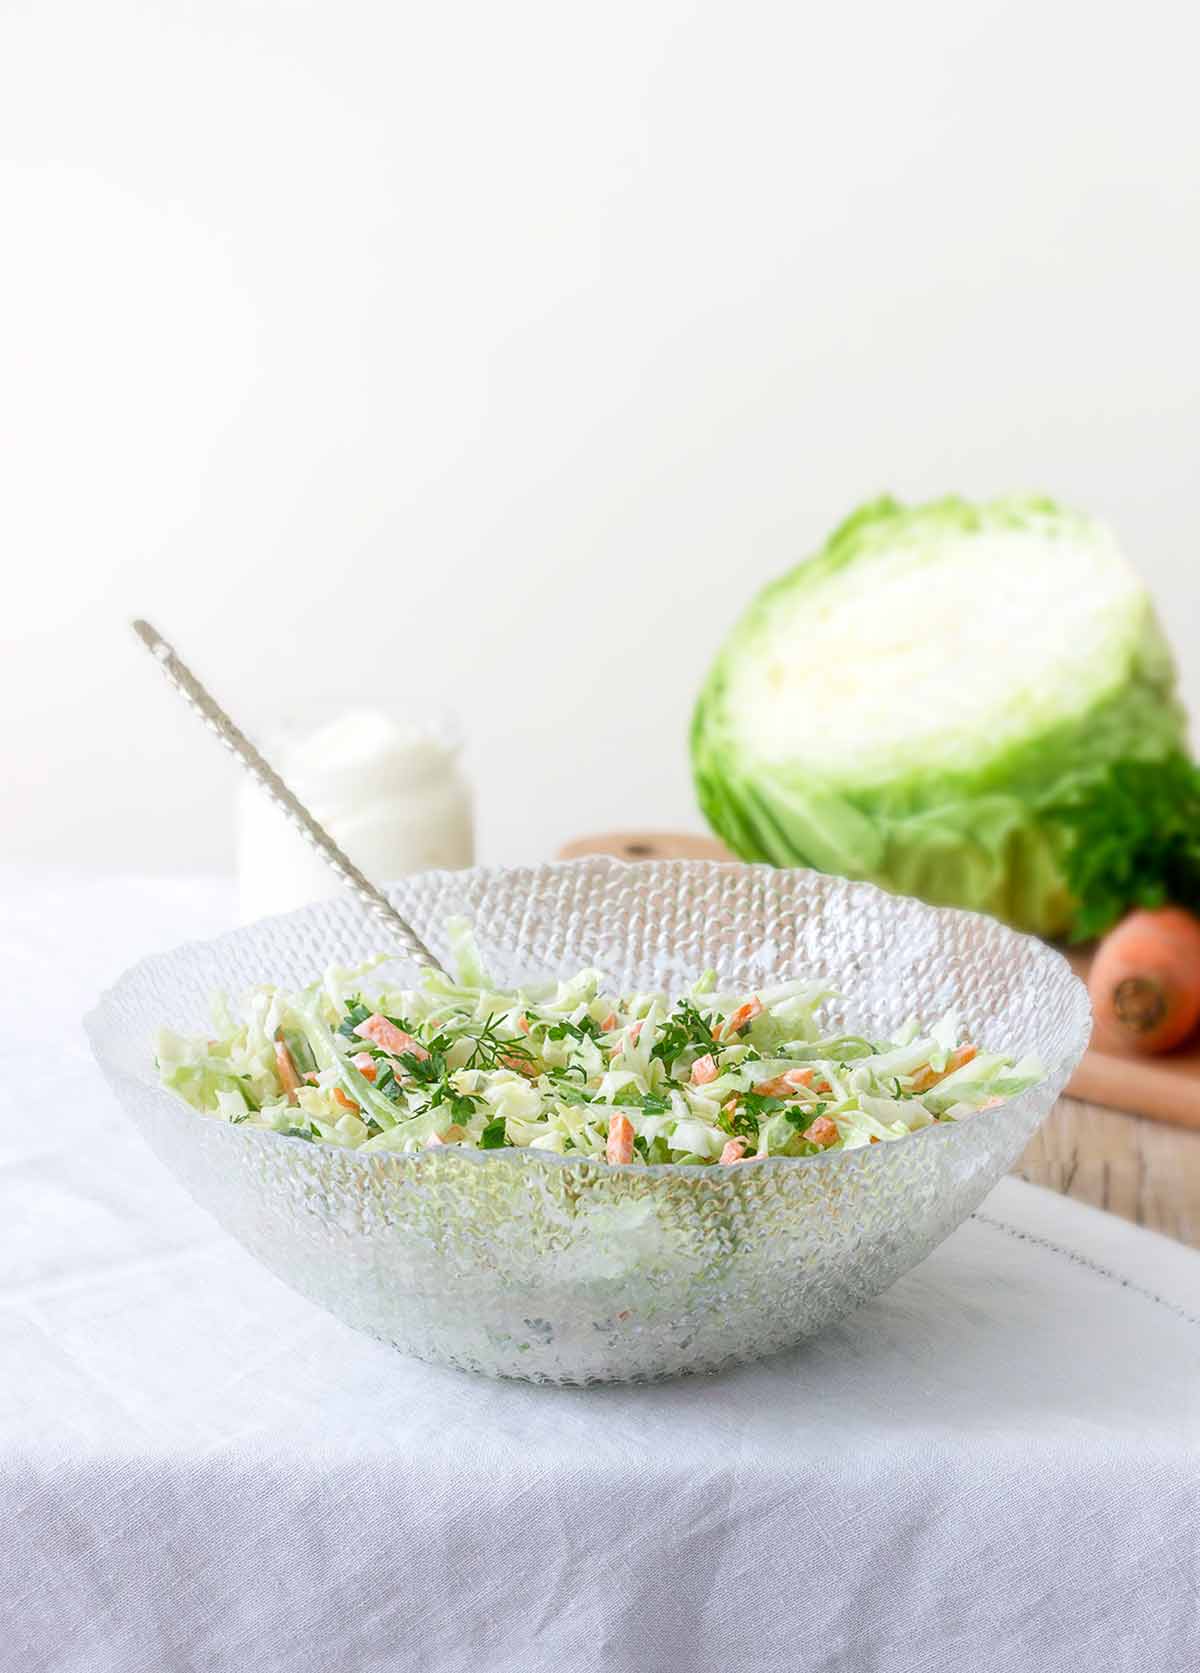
[236,710,473,922]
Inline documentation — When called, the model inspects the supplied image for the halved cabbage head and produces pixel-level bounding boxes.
[691,496,1186,936]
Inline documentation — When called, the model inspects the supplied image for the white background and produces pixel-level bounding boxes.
[2,0,1198,874]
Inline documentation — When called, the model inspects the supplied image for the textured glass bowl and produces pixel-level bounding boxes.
[85,859,1089,1384]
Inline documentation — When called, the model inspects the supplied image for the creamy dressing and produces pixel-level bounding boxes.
[236,710,473,921]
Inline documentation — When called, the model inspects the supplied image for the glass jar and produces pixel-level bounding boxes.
[236,709,473,922]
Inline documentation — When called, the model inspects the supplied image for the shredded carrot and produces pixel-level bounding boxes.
[753,1067,830,1098]
[691,1053,719,1086]
[722,997,763,1039]
[910,1043,976,1093]
[273,1038,301,1105]
[354,1013,429,1061]
[606,1112,635,1165]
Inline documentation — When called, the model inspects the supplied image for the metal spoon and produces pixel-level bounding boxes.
[131,619,447,976]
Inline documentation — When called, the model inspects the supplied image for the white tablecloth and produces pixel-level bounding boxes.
[3,869,1199,1673]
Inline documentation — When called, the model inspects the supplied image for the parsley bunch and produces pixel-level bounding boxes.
[1054,752,1200,941]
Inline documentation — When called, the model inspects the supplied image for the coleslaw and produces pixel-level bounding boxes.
[155,924,1042,1165]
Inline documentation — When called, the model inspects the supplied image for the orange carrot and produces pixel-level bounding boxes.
[273,1038,301,1105]
[752,1074,795,1098]
[354,1014,429,1061]
[723,997,763,1039]
[426,1124,467,1148]
[690,1053,719,1086]
[909,1044,977,1094]
[1088,907,1200,1054]
[606,1112,635,1165]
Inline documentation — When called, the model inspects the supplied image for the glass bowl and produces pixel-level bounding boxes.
[84,859,1090,1383]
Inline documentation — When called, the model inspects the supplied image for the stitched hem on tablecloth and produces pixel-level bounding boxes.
[973,1211,1200,1330]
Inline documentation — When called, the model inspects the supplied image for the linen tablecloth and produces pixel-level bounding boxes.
[3,869,1199,1673]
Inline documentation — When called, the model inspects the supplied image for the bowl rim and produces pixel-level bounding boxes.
[84,856,1092,1183]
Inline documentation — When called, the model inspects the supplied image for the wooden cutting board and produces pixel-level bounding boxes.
[556,830,1200,1131]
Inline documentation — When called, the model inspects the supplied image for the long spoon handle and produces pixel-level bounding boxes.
[131,619,447,975]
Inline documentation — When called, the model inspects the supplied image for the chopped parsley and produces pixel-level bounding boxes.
[650,1000,728,1069]
[337,998,373,1039]
[394,1037,453,1087]
[786,1100,825,1132]
[546,1015,604,1043]
[607,1088,673,1115]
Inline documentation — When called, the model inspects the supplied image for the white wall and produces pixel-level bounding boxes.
[3,0,1198,874]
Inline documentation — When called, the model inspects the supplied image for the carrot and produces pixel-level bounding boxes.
[753,1069,832,1098]
[690,1053,719,1086]
[722,997,763,1039]
[909,1043,977,1094]
[273,1038,301,1105]
[606,1112,635,1165]
[426,1124,467,1148]
[354,1014,429,1061]
[752,1074,795,1098]
[1088,907,1200,1054]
